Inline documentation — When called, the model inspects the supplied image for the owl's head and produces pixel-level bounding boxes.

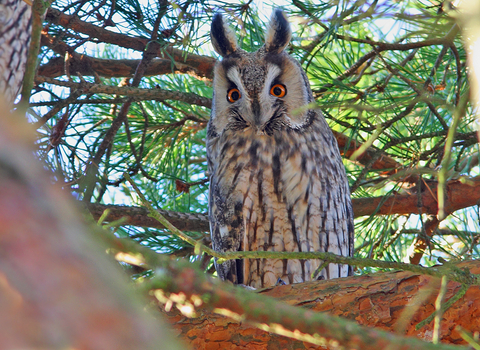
[210,10,315,136]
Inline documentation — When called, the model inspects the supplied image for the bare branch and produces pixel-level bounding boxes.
[44,8,215,79]
[86,202,210,232]
[35,76,212,108]
[88,178,480,232]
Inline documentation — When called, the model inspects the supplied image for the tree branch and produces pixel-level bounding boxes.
[38,54,204,79]
[333,130,418,183]
[80,4,167,203]
[44,7,215,79]
[35,76,212,108]
[157,261,480,349]
[39,31,209,79]
[88,178,480,232]
[0,97,182,350]
[86,202,210,232]
[106,225,470,350]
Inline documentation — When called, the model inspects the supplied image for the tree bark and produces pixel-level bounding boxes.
[160,261,480,349]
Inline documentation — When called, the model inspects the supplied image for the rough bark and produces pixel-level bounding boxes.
[160,261,480,349]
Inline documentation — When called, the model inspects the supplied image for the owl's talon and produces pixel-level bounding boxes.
[238,284,256,290]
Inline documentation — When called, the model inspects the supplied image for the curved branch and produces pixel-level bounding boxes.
[44,8,215,79]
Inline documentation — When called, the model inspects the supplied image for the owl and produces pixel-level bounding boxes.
[206,9,354,288]
[0,0,32,104]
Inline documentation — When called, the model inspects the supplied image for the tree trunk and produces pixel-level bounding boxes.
[161,261,480,349]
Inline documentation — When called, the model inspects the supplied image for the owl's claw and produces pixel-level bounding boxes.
[238,284,256,290]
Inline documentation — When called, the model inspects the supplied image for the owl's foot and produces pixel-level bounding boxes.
[238,284,256,290]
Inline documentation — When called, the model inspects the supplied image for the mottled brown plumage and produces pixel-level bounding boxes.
[207,10,354,288]
[0,0,32,104]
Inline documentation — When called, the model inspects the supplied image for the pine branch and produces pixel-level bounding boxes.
[105,173,478,288]
[38,54,202,79]
[39,31,209,79]
[0,97,182,350]
[157,261,480,349]
[86,202,210,232]
[35,76,212,108]
[81,4,168,203]
[44,7,215,79]
[89,177,480,232]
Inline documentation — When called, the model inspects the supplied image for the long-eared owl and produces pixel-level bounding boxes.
[207,9,354,288]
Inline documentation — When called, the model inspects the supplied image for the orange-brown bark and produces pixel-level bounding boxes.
[353,178,480,217]
[161,261,480,349]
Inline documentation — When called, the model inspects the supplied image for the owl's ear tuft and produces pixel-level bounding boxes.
[211,13,238,57]
[265,9,291,53]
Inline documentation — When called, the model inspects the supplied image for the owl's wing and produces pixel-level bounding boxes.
[208,174,244,284]
[308,121,355,279]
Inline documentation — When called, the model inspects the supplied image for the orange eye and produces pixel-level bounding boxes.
[227,88,241,103]
[270,84,286,98]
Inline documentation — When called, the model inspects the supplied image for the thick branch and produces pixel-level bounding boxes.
[88,178,480,232]
[0,98,182,349]
[159,260,480,349]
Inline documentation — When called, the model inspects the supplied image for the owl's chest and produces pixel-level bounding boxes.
[213,131,323,255]
[212,131,316,218]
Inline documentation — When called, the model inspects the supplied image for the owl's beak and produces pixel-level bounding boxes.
[251,98,262,128]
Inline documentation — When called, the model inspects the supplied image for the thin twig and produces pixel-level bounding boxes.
[35,76,212,108]
[416,283,469,331]
[433,276,448,344]
[438,91,469,220]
